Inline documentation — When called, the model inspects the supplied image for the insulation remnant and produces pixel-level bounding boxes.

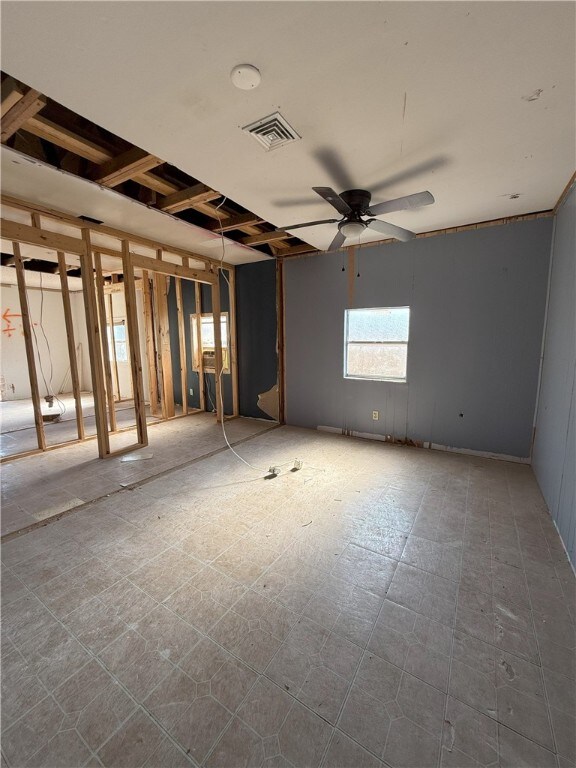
[120,451,154,462]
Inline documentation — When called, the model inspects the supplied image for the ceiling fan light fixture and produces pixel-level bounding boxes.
[339,220,366,238]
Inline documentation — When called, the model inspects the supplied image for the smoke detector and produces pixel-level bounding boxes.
[231,64,261,90]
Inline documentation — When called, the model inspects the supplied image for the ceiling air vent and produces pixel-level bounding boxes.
[242,112,301,151]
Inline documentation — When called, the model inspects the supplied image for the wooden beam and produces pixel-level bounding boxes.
[129,253,216,284]
[209,213,263,232]
[241,230,292,246]
[13,243,46,450]
[0,218,85,254]
[80,231,110,457]
[94,252,118,431]
[154,271,175,418]
[227,268,239,417]
[108,293,121,401]
[2,195,232,270]
[1,77,24,119]
[92,147,164,187]
[211,273,224,423]
[142,270,161,417]
[1,88,47,142]
[157,184,221,214]
[121,243,148,447]
[58,251,85,440]
[276,243,318,257]
[24,115,111,162]
[175,278,188,415]
[132,172,179,196]
[194,281,206,412]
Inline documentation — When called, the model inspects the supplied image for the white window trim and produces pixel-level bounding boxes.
[343,306,410,383]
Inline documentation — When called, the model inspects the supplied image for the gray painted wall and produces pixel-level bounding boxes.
[285,218,552,458]
[533,185,576,567]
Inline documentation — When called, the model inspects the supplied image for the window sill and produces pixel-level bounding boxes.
[344,376,408,384]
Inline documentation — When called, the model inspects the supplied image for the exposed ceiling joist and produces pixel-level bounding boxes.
[157,183,222,213]
[1,87,47,142]
[24,115,111,162]
[1,76,24,118]
[242,229,291,246]
[91,147,164,187]
[209,213,263,232]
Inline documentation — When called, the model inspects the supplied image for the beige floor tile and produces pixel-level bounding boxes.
[321,730,384,767]
[97,709,165,767]
[206,717,265,767]
[498,724,558,768]
[384,716,440,768]
[337,683,391,757]
[170,695,233,764]
[442,696,498,767]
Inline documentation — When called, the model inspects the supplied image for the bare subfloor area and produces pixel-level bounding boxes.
[1,413,274,535]
[1,427,575,768]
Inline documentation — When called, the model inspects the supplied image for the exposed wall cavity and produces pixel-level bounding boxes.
[284,218,553,458]
[236,260,278,420]
[533,184,576,568]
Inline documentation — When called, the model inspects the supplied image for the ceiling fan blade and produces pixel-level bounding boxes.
[366,219,415,242]
[312,187,352,216]
[280,218,339,231]
[313,148,356,191]
[367,191,435,217]
[326,230,346,252]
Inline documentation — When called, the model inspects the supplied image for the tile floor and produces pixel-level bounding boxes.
[1,427,575,767]
[0,413,275,536]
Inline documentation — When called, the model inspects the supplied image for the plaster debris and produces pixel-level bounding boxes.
[444,720,455,752]
[499,658,516,680]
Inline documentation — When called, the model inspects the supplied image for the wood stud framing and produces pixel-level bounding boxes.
[142,270,162,417]
[13,242,46,450]
[194,281,206,411]
[211,273,224,423]
[227,268,240,418]
[92,147,164,187]
[154,269,175,419]
[80,230,110,457]
[58,251,85,440]
[94,251,118,432]
[121,242,148,450]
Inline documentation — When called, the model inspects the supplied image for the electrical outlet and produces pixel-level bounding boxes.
[372,410,379,421]
[189,388,194,396]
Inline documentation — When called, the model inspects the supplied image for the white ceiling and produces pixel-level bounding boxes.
[1,2,575,251]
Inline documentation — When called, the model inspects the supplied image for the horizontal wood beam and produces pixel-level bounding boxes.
[208,213,263,232]
[0,218,86,254]
[24,115,111,162]
[241,229,292,246]
[22,117,178,194]
[130,252,216,284]
[1,88,47,142]
[157,183,221,213]
[1,195,234,269]
[276,243,318,256]
[92,147,164,187]
[1,76,24,119]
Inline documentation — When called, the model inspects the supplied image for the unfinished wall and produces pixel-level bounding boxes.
[533,185,575,567]
[285,218,552,458]
[236,261,278,420]
[167,273,233,414]
[1,281,88,400]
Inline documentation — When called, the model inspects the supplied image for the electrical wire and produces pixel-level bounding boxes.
[26,271,66,418]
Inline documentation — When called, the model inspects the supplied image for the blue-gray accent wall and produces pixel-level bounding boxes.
[285,218,553,458]
[533,185,576,568]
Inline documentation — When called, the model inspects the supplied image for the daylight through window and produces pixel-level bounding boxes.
[344,307,410,381]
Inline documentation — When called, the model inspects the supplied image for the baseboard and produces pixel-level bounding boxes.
[316,425,530,464]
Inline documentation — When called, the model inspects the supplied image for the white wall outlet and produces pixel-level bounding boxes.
[372,410,379,421]
[189,388,194,396]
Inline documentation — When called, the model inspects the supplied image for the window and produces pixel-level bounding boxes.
[107,322,128,363]
[191,313,230,373]
[344,307,410,381]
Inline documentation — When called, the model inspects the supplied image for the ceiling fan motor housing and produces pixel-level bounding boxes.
[339,189,372,214]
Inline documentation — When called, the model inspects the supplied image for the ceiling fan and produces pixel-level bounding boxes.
[281,187,435,251]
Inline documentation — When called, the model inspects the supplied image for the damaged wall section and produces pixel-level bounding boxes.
[236,260,278,420]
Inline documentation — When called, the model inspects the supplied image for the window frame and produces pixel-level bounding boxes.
[190,311,230,374]
[343,306,410,383]
[106,321,128,364]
